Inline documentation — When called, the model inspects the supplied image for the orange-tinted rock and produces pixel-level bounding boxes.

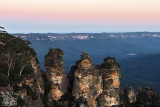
[71,52,103,107]
[71,53,121,107]
[45,48,69,101]
[31,58,44,94]
[96,57,121,107]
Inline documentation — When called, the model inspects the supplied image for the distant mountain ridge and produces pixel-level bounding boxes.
[13,32,160,41]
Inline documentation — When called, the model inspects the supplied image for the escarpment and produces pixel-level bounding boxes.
[1,31,160,107]
[45,48,69,101]
[0,33,44,107]
[0,57,45,107]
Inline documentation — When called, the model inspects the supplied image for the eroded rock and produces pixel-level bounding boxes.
[71,52,103,107]
[45,48,69,101]
[124,86,136,103]
[70,52,121,107]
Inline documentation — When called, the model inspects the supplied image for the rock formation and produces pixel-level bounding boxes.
[1,30,160,107]
[19,57,44,107]
[97,57,121,107]
[70,52,121,107]
[124,86,136,103]
[45,48,69,101]
[31,57,44,94]
[71,52,103,107]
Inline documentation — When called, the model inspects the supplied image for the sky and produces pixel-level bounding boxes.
[0,0,160,33]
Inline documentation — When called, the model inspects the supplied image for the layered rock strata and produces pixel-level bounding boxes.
[70,52,121,107]
[45,49,69,101]
[98,57,121,107]
[71,52,103,107]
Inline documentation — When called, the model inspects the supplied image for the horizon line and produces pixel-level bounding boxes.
[10,31,160,34]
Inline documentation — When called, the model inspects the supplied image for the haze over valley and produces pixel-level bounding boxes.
[13,32,160,93]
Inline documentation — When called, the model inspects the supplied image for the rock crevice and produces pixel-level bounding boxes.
[70,52,121,107]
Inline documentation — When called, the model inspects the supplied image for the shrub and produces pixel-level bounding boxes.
[17,97,25,106]
[40,93,48,107]
[23,84,38,100]
[0,74,10,87]
[22,65,34,74]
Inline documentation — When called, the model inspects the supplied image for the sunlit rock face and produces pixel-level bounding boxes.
[71,52,103,107]
[45,49,69,101]
[70,53,121,107]
[124,86,136,103]
[31,57,44,94]
[97,57,121,107]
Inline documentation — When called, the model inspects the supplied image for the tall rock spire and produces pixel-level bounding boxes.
[70,54,121,107]
[98,57,121,107]
[71,52,103,107]
[45,48,69,101]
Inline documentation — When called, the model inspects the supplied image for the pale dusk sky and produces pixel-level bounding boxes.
[0,0,160,33]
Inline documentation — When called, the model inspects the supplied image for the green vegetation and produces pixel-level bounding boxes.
[120,54,160,83]
[0,26,36,87]
[40,72,51,107]
[136,92,160,107]
[120,90,160,107]
[59,93,75,106]
[121,75,160,94]
[23,84,38,100]
[17,97,25,106]
[0,74,10,87]
[120,54,160,94]
[0,26,38,103]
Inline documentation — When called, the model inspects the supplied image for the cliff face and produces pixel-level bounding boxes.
[31,57,44,94]
[45,49,69,101]
[0,57,44,107]
[98,57,121,107]
[71,52,103,107]
[19,57,44,107]
[1,31,160,107]
[70,52,121,107]
[0,33,44,107]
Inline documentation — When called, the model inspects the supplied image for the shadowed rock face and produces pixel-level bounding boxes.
[70,52,121,107]
[45,49,69,101]
[124,86,136,103]
[31,57,44,94]
[99,57,121,107]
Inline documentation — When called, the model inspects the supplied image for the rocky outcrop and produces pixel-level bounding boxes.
[45,48,69,101]
[1,30,160,107]
[124,86,136,103]
[17,57,44,107]
[71,52,103,107]
[0,57,44,107]
[97,57,121,107]
[136,87,157,97]
[31,57,44,94]
[70,52,121,107]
